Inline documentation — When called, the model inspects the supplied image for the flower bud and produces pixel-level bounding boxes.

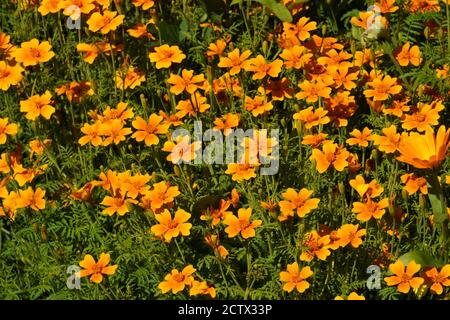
[174,165,182,177]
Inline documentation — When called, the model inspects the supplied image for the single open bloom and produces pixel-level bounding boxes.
[384,260,424,293]
[12,39,55,67]
[279,262,313,293]
[223,207,262,239]
[278,188,320,220]
[149,45,186,69]
[159,265,196,294]
[150,209,192,243]
[78,253,118,284]
[396,125,449,169]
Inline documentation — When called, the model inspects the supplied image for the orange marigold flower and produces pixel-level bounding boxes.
[335,224,366,248]
[352,197,389,222]
[12,39,55,67]
[375,0,399,13]
[300,231,331,262]
[349,175,384,198]
[396,125,449,169]
[284,17,317,41]
[132,0,154,10]
[189,280,216,298]
[293,107,330,129]
[87,10,124,34]
[302,133,328,148]
[79,122,103,147]
[364,74,402,101]
[279,45,312,69]
[56,81,94,103]
[346,127,372,147]
[280,262,313,293]
[159,265,196,294]
[0,61,23,91]
[401,103,440,132]
[384,260,424,294]
[149,44,186,69]
[132,114,169,146]
[100,193,136,216]
[38,0,60,16]
[223,207,262,239]
[150,209,192,243]
[401,173,428,195]
[244,96,273,117]
[225,163,258,181]
[175,93,210,118]
[245,55,283,80]
[335,292,365,300]
[78,253,118,284]
[383,99,410,118]
[127,21,156,39]
[101,119,132,146]
[424,265,450,295]
[162,136,202,164]
[200,199,233,227]
[167,69,205,95]
[59,0,95,19]
[19,91,55,121]
[309,142,349,173]
[327,65,359,90]
[145,181,180,212]
[396,42,422,67]
[278,188,320,221]
[295,78,333,103]
[116,66,146,90]
[258,77,294,101]
[217,48,252,76]
[207,39,227,57]
[0,118,18,145]
[17,187,46,211]
[370,125,401,154]
[213,113,240,135]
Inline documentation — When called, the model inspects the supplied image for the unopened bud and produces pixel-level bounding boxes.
[174,165,182,177]
[338,182,345,195]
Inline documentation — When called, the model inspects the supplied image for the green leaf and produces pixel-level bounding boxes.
[398,249,443,268]
[256,0,293,22]
[230,0,293,22]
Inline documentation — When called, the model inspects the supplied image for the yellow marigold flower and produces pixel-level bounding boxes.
[225,163,258,181]
[0,118,18,145]
[370,125,401,154]
[189,280,216,298]
[159,265,196,294]
[364,74,402,101]
[151,209,192,242]
[278,188,320,221]
[167,69,205,95]
[300,231,331,262]
[17,187,46,211]
[335,292,365,300]
[218,48,252,76]
[425,265,450,295]
[87,10,124,34]
[116,66,146,90]
[396,125,449,169]
[293,107,330,129]
[12,39,55,67]
[0,61,23,91]
[335,224,366,248]
[78,253,118,284]
[149,44,186,69]
[132,114,169,146]
[384,260,424,294]
[19,91,55,121]
[280,262,313,293]
[352,197,389,222]
[309,142,349,174]
[396,42,422,67]
[245,55,283,80]
[223,208,262,239]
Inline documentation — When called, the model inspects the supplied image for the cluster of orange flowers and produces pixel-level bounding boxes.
[1,0,449,298]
